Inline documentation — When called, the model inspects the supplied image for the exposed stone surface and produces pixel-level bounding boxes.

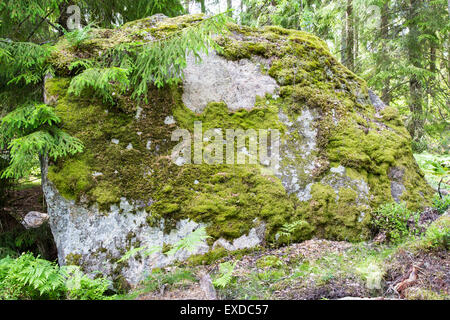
[199,272,217,300]
[182,51,279,112]
[212,222,266,251]
[388,166,406,203]
[21,211,49,229]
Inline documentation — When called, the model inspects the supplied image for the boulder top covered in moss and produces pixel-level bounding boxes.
[42,14,433,284]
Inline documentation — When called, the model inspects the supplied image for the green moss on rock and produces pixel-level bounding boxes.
[44,14,433,246]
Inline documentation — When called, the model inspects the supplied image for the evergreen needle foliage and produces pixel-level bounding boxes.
[0,40,52,85]
[0,103,83,179]
[128,13,230,101]
[68,67,131,104]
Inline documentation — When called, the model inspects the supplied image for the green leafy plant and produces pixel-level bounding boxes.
[68,67,130,104]
[129,12,230,101]
[64,24,94,49]
[166,227,210,256]
[432,194,450,214]
[62,265,112,300]
[425,159,449,199]
[138,268,196,294]
[213,261,237,289]
[275,220,310,245]
[118,226,210,264]
[420,216,450,250]
[0,253,64,299]
[0,40,52,85]
[0,253,113,300]
[0,103,83,179]
[371,202,420,243]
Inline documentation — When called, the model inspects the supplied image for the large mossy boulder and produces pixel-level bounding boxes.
[42,14,433,284]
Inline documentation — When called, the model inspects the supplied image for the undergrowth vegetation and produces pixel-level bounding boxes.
[0,253,113,300]
[371,202,420,243]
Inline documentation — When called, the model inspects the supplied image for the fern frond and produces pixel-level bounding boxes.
[213,261,237,288]
[166,226,210,256]
[64,24,94,49]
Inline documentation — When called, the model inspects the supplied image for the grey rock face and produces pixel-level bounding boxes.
[212,222,266,251]
[199,273,217,300]
[182,51,279,112]
[368,89,387,112]
[22,211,49,229]
[388,167,406,203]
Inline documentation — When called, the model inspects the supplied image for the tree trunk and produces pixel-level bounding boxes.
[345,0,354,71]
[341,23,346,65]
[427,43,436,112]
[448,0,450,110]
[354,12,359,73]
[381,0,391,104]
[407,0,424,140]
[200,0,206,14]
[57,2,71,33]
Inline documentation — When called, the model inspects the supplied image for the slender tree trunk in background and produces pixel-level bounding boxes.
[227,0,233,16]
[184,0,190,13]
[57,1,71,33]
[345,0,354,71]
[381,0,391,104]
[427,43,436,113]
[341,23,346,65]
[407,0,424,140]
[448,0,450,110]
[200,0,206,13]
[354,13,359,73]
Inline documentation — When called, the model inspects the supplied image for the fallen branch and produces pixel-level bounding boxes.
[394,264,424,296]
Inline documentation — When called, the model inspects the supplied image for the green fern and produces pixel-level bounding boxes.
[60,265,112,300]
[0,253,65,299]
[166,227,210,256]
[276,220,309,245]
[0,253,112,300]
[64,24,94,49]
[119,226,210,263]
[213,261,237,288]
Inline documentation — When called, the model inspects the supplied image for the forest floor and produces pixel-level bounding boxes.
[129,236,449,300]
[0,183,57,260]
